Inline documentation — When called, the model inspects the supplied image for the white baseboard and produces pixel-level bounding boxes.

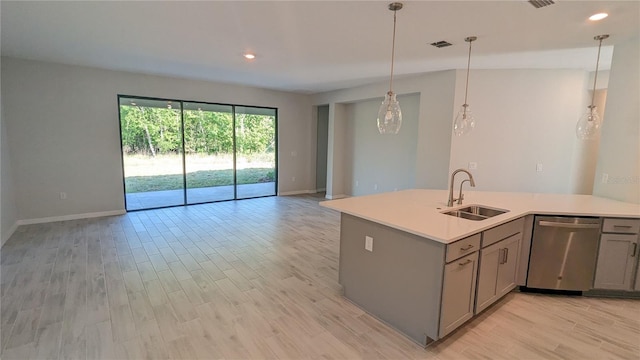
[278,190,316,196]
[1,221,19,247]
[17,209,126,226]
[325,194,348,200]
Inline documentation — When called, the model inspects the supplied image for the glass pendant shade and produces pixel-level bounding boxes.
[377,2,403,135]
[576,34,608,140]
[576,106,601,140]
[454,36,477,137]
[453,104,475,136]
[377,91,402,134]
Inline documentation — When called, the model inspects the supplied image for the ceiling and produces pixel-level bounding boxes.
[2,1,638,94]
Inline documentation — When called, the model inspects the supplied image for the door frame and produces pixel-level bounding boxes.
[117,94,278,211]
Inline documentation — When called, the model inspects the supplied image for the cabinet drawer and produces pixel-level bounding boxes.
[602,218,640,234]
[446,234,481,263]
[482,217,525,248]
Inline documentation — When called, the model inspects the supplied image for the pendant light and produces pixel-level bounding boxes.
[377,2,403,135]
[453,36,477,136]
[576,34,609,140]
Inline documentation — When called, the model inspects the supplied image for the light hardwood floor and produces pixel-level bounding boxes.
[1,195,639,359]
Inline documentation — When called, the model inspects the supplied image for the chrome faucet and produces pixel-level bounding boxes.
[447,169,476,207]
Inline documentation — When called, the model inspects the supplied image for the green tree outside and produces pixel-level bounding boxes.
[119,104,276,193]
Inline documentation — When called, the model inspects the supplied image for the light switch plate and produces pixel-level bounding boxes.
[468,162,478,170]
[536,163,543,172]
[365,236,373,252]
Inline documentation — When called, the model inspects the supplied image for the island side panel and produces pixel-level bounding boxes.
[339,213,446,345]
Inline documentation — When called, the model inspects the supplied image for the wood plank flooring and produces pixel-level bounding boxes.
[1,195,639,359]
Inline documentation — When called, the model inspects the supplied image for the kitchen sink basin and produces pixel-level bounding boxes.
[442,205,509,221]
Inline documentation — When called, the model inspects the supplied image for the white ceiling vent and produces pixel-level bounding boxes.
[528,0,555,9]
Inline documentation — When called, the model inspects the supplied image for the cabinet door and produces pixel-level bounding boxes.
[475,243,501,314]
[594,234,638,290]
[440,252,478,338]
[475,234,521,314]
[496,235,521,298]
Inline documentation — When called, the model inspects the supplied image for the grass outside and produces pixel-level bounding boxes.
[125,168,274,193]
[123,153,275,193]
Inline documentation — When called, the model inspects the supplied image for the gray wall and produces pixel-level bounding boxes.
[414,71,457,190]
[1,57,315,221]
[313,67,615,198]
[313,70,456,199]
[315,105,329,191]
[448,69,590,194]
[593,36,640,204]
[1,81,18,245]
[345,94,419,196]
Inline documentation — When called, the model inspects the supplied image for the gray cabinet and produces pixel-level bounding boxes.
[496,235,521,296]
[338,213,446,345]
[593,233,638,290]
[594,218,640,291]
[439,252,478,338]
[476,233,521,313]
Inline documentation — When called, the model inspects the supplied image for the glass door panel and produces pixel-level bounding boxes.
[119,97,184,210]
[234,106,277,199]
[183,102,235,204]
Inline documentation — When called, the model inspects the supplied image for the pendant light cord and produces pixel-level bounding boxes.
[463,39,473,106]
[590,37,603,111]
[389,9,397,94]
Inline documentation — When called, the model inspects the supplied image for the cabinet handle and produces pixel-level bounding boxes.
[460,244,474,251]
[631,243,638,257]
[498,248,509,264]
[539,221,600,229]
[459,259,472,266]
[614,225,633,228]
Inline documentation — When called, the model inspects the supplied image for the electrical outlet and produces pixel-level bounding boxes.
[536,163,543,172]
[601,173,608,184]
[468,162,478,170]
[374,184,378,191]
[365,236,373,252]
[291,176,296,182]
[60,192,67,200]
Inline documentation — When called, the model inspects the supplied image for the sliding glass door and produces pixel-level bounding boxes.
[119,98,184,210]
[235,107,277,199]
[183,103,235,204]
[119,96,277,211]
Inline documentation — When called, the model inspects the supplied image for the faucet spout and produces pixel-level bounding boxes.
[447,169,476,207]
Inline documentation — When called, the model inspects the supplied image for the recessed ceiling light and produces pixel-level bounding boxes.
[244,53,256,60]
[589,13,608,21]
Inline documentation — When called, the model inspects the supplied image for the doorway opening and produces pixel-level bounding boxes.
[316,105,329,196]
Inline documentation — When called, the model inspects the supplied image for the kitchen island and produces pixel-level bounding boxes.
[321,189,640,346]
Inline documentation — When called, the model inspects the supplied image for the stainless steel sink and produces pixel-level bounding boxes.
[442,205,509,221]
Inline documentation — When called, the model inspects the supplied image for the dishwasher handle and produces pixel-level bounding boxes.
[538,221,601,229]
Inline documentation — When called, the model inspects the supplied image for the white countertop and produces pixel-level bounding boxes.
[320,190,640,244]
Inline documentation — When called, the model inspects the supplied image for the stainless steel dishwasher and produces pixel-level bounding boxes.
[527,216,601,291]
